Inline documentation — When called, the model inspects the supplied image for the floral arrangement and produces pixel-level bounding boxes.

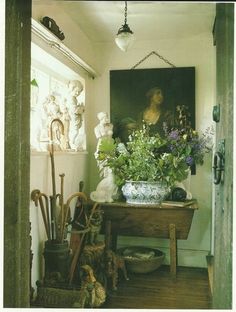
[96,121,213,189]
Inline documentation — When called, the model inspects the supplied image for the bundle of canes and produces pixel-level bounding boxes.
[31,118,90,247]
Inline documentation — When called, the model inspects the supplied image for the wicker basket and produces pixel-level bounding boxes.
[34,286,82,308]
[117,246,165,274]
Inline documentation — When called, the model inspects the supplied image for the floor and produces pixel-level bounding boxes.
[102,265,212,309]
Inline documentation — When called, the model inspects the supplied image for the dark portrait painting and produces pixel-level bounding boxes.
[110,67,195,142]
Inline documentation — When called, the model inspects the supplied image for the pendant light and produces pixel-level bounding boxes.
[115,1,134,52]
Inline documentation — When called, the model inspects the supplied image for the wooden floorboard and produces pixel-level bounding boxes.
[102,265,212,309]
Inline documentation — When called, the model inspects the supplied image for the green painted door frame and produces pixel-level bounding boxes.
[4,0,32,307]
[212,3,234,309]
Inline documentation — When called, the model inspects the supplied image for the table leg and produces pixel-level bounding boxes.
[169,223,177,278]
[111,233,118,251]
[105,219,118,251]
[105,220,112,250]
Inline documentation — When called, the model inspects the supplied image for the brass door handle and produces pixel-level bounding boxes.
[213,152,224,184]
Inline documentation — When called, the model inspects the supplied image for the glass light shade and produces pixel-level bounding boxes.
[115,31,135,52]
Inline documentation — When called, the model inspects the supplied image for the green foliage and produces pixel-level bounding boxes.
[96,123,213,188]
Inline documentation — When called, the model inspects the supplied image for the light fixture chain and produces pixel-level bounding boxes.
[124,1,127,25]
[131,51,176,69]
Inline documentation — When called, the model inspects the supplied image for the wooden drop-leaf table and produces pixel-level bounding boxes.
[89,200,198,278]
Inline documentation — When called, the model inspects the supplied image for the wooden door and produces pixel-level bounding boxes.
[212,3,234,309]
[4,0,32,307]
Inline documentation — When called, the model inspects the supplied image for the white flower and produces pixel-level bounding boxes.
[161,153,170,159]
[117,143,128,154]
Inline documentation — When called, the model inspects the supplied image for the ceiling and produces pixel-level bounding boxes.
[54,1,216,43]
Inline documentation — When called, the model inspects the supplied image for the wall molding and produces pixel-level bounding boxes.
[31,18,97,79]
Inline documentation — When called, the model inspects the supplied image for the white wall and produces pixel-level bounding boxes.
[88,34,216,268]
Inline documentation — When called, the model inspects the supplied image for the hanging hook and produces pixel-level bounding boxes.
[131,51,176,70]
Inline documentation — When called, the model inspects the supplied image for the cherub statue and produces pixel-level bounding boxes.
[66,80,85,151]
[60,102,71,150]
[43,95,63,150]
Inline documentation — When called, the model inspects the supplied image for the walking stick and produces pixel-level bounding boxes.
[40,192,51,241]
[60,192,88,243]
[49,118,64,242]
[59,173,65,241]
[31,189,50,241]
[69,181,87,255]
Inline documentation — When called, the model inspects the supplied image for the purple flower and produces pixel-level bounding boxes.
[186,155,194,166]
[169,130,179,140]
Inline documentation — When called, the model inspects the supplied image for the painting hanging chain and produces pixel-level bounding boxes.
[131,50,176,69]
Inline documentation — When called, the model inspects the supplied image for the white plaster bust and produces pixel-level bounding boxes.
[91,113,118,202]
[94,112,113,139]
[94,112,113,156]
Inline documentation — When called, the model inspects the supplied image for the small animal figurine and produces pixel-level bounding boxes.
[73,264,106,308]
[87,208,104,245]
[90,167,118,203]
[104,249,129,291]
